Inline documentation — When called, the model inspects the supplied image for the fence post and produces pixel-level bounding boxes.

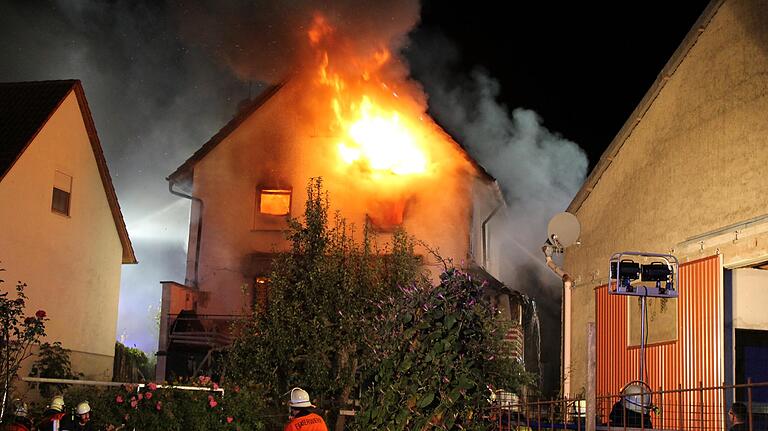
[550,398,555,430]
[538,401,542,431]
[657,386,663,429]
[747,377,753,431]
[677,383,683,431]
[587,322,596,431]
[698,381,704,431]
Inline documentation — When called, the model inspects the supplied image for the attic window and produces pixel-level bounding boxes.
[258,188,292,216]
[52,171,72,216]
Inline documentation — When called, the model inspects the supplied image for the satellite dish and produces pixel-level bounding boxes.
[547,212,581,248]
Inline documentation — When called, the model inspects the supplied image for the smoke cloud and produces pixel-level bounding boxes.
[1,2,587,393]
[0,1,251,352]
[405,33,588,393]
[175,0,420,82]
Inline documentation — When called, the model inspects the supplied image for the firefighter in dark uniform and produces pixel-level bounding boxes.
[36,395,67,431]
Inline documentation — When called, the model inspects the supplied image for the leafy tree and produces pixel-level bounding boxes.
[226,178,423,428]
[29,341,82,397]
[352,268,532,431]
[0,273,47,419]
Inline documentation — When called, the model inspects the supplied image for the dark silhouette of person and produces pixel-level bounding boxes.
[728,402,748,431]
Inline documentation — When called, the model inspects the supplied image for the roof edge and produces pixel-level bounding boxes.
[0,80,79,182]
[72,82,137,264]
[167,82,286,183]
[566,0,725,214]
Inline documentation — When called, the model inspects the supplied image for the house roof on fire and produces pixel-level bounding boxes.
[0,79,137,264]
[167,80,497,184]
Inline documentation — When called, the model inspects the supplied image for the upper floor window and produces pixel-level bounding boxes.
[258,188,292,216]
[52,171,72,216]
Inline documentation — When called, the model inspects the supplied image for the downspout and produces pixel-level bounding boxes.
[543,245,573,397]
[169,180,203,288]
[482,203,502,269]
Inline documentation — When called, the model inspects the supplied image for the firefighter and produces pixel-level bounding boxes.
[0,400,33,431]
[60,402,93,431]
[284,388,328,431]
[36,395,66,431]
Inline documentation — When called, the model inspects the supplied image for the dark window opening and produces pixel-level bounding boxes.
[51,187,70,215]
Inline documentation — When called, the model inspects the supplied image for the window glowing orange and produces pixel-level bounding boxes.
[259,189,291,216]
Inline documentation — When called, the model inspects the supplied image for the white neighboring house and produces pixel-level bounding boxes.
[0,80,136,380]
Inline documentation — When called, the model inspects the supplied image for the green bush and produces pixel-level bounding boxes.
[226,178,424,428]
[352,268,532,431]
[29,341,82,397]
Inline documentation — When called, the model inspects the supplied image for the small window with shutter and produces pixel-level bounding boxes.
[52,171,72,216]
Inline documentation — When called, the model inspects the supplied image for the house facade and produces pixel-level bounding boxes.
[0,80,136,380]
[561,0,768,425]
[156,78,528,380]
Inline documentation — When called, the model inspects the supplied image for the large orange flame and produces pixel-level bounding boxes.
[308,14,429,178]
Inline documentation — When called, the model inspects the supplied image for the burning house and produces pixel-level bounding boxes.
[156,15,536,381]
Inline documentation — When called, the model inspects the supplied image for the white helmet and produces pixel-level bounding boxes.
[50,395,65,412]
[14,400,28,417]
[76,401,91,415]
[289,387,314,408]
[621,381,652,413]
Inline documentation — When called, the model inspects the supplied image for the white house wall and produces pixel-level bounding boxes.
[0,90,123,379]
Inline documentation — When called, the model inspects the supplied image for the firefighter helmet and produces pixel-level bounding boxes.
[13,400,28,417]
[76,401,91,415]
[50,395,65,412]
[289,387,314,408]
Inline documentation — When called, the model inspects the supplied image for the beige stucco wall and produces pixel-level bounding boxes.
[0,90,123,380]
[187,79,498,316]
[563,0,768,395]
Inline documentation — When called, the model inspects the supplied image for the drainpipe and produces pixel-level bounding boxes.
[169,180,203,288]
[482,203,502,269]
[542,245,573,397]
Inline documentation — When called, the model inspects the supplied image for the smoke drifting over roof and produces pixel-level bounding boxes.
[176,0,421,82]
[405,32,588,393]
[1,2,587,389]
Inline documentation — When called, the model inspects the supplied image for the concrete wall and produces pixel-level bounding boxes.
[0,90,123,380]
[186,79,500,316]
[563,0,768,395]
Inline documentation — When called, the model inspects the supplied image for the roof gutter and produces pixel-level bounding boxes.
[168,180,202,289]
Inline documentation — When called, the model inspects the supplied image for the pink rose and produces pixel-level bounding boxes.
[116,395,123,404]
[145,392,152,400]
[209,399,218,408]
[148,383,157,391]
[138,393,143,400]
[156,401,163,411]
[213,382,219,390]
[130,399,138,408]
[227,417,234,423]
[35,310,47,319]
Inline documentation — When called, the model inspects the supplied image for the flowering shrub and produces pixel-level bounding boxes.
[62,377,266,431]
[0,277,47,416]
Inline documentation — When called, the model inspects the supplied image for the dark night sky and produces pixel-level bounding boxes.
[416,1,710,170]
[0,1,710,364]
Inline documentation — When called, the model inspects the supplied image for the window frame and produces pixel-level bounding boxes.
[51,171,73,216]
[256,186,292,217]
